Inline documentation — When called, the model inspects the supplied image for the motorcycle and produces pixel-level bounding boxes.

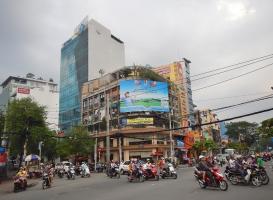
[254,166,269,185]
[81,164,91,178]
[142,164,159,181]
[13,176,27,192]
[57,168,65,178]
[161,163,177,179]
[109,166,120,179]
[194,167,228,191]
[228,166,262,187]
[42,173,51,189]
[67,166,76,180]
[128,168,145,182]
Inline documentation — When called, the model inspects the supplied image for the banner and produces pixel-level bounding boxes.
[127,118,154,125]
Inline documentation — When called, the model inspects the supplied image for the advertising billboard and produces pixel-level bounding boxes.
[119,80,169,113]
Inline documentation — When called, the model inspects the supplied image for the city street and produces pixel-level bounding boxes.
[1,165,273,200]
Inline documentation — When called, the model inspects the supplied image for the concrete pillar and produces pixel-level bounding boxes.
[124,150,129,161]
[113,139,118,147]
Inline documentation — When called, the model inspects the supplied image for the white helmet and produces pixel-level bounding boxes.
[199,155,205,159]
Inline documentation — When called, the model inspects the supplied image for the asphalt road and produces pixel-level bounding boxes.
[1,164,273,200]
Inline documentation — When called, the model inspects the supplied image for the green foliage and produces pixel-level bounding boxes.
[193,139,218,154]
[0,110,5,138]
[227,142,248,153]
[258,118,273,137]
[56,125,94,159]
[226,121,258,146]
[5,98,47,159]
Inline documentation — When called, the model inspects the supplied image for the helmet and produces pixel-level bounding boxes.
[199,155,205,159]
[251,155,256,158]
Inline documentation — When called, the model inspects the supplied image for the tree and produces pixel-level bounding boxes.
[259,118,273,137]
[56,125,94,160]
[192,139,218,155]
[0,110,5,140]
[226,121,258,146]
[5,98,47,166]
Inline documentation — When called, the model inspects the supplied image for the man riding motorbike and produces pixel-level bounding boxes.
[197,155,214,183]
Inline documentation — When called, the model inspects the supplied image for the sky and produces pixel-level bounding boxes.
[0,0,272,123]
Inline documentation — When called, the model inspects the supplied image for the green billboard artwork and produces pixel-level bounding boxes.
[119,80,169,113]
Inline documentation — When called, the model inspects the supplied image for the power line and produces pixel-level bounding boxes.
[191,56,273,82]
[191,53,273,77]
[192,62,273,91]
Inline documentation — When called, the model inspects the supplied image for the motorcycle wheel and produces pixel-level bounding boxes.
[139,175,144,182]
[155,175,159,181]
[14,184,18,193]
[261,173,269,185]
[117,173,120,179]
[219,180,228,191]
[42,180,46,189]
[251,175,262,187]
[198,180,206,189]
[172,173,177,179]
[72,175,75,180]
[229,175,238,185]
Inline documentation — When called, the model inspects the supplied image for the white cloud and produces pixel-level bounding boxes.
[217,0,256,21]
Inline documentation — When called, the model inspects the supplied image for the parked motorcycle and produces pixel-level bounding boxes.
[67,166,76,180]
[194,167,228,191]
[161,163,177,179]
[13,176,27,192]
[142,164,159,181]
[42,173,51,189]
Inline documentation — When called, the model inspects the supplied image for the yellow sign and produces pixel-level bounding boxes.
[127,118,153,125]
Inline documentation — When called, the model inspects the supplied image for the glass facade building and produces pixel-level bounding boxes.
[59,28,88,131]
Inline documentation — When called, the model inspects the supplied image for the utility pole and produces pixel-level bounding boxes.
[106,93,110,163]
[169,110,173,161]
[119,137,122,162]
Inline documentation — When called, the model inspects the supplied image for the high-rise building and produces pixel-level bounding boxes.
[0,74,59,130]
[59,17,125,131]
[153,58,195,129]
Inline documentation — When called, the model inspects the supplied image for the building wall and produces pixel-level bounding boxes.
[0,77,59,130]
[59,28,88,131]
[153,60,194,129]
[88,19,125,80]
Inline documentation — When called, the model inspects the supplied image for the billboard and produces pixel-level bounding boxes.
[119,80,169,113]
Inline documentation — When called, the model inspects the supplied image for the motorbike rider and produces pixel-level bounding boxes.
[16,167,28,187]
[197,155,213,183]
[110,160,118,175]
[44,164,54,184]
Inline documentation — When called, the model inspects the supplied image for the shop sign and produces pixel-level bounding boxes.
[127,118,153,125]
[17,87,30,94]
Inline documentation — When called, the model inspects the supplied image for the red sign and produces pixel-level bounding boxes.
[0,152,7,163]
[17,87,30,94]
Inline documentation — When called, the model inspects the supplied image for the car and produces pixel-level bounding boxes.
[119,160,130,174]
